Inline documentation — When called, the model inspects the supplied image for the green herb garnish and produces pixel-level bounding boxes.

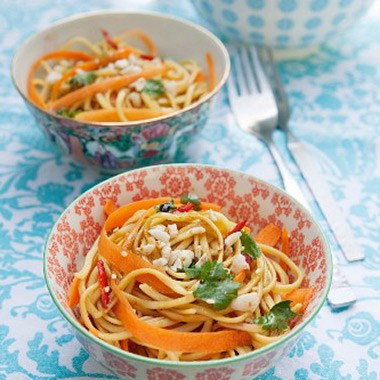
[155,199,176,213]
[56,108,79,118]
[185,261,240,310]
[180,193,201,207]
[142,79,164,98]
[253,300,298,332]
[240,230,261,260]
[69,71,96,90]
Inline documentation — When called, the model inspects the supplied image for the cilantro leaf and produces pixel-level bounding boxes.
[142,79,164,98]
[185,261,239,310]
[194,278,240,311]
[56,108,79,119]
[253,300,298,332]
[180,193,201,207]
[240,231,261,260]
[69,71,96,90]
[155,199,176,213]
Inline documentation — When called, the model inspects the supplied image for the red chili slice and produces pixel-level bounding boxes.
[100,29,118,50]
[177,202,194,212]
[243,254,253,267]
[97,259,109,308]
[226,220,247,237]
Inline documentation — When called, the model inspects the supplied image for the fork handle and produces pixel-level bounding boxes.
[264,135,310,210]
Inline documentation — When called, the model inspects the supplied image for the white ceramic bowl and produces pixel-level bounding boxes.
[12,12,229,172]
[44,164,332,380]
[191,0,373,49]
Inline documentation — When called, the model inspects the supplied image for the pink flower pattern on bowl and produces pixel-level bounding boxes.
[44,164,332,380]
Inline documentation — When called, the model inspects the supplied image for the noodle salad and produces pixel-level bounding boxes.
[27,29,214,122]
[68,195,313,361]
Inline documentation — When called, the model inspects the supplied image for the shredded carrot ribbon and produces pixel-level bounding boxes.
[282,288,314,312]
[255,223,282,247]
[48,65,166,111]
[111,281,252,353]
[27,50,93,108]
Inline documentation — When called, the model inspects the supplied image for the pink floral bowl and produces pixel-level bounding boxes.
[12,12,229,172]
[44,164,332,379]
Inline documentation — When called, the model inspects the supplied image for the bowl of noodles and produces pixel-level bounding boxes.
[12,12,229,172]
[44,164,332,379]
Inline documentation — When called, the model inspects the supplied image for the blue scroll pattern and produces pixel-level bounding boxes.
[0,0,379,379]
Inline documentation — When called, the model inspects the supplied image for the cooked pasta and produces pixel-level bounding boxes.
[28,30,214,122]
[68,196,313,361]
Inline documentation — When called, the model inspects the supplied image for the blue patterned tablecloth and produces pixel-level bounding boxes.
[1,1,379,379]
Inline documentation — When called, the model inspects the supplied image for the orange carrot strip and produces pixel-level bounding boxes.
[28,50,93,108]
[50,47,137,100]
[199,201,220,211]
[104,199,118,216]
[89,328,99,338]
[122,209,150,250]
[111,281,252,353]
[74,108,164,122]
[117,30,157,56]
[120,339,129,351]
[98,197,175,295]
[282,288,314,312]
[255,223,282,247]
[205,52,215,91]
[194,70,206,82]
[234,269,246,283]
[280,227,289,271]
[48,65,166,111]
[104,197,171,231]
[67,276,80,308]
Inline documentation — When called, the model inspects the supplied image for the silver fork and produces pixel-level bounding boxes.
[227,45,357,309]
[260,47,358,309]
[227,45,309,209]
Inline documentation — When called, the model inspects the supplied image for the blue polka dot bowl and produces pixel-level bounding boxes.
[191,0,374,49]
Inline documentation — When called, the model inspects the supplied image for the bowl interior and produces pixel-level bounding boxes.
[45,164,331,364]
[13,11,229,97]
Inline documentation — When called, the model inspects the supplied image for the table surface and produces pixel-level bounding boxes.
[1,1,379,379]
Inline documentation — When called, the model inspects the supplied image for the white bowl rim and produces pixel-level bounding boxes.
[11,10,230,128]
[43,163,332,367]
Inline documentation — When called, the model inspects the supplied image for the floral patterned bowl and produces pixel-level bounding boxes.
[44,164,332,380]
[12,12,229,172]
[191,0,374,50]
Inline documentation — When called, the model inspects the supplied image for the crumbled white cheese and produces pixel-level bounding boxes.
[163,80,177,96]
[151,57,162,67]
[114,59,129,69]
[120,250,128,257]
[46,71,62,84]
[128,53,138,63]
[141,243,155,255]
[121,65,142,76]
[225,231,242,247]
[150,224,166,231]
[130,77,146,92]
[149,228,170,243]
[168,249,194,271]
[230,253,250,274]
[104,286,110,293]
[111,273,117,280]
[152,257,168,268]
[161,244,171,259]
[167,224,178,237]
[230,293,260,312]
[206,298,215,304]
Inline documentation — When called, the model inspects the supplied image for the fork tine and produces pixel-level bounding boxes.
[250,47,271,93]
[229,45,249,95]
[238,47,257,94]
